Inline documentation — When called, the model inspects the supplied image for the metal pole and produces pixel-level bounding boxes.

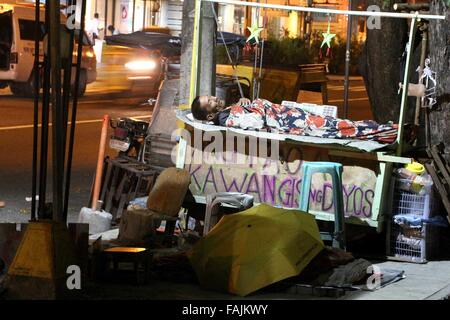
[64,0,87,222]
[31,0,40,221]
[61,0,76,221]
[112,0,116,28]
[252,5,260,100]
[204,0,445,20]
[105,0,108,35]
[396,16,418,156]
[38,0,52,219]
[49,0,64,222]
[132,0,136,32]
[143,0,146,28]
[62,0,76,157]
[343,0,352,119]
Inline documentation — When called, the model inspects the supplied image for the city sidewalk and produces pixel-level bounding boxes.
[80,256,450,300]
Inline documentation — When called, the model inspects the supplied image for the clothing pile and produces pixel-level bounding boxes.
[220,99,398,143]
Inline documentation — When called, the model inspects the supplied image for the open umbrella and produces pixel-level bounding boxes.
[188,204,324,296]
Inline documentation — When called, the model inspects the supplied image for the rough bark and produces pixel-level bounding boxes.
[429,0,450,161]
[361,0,409,124]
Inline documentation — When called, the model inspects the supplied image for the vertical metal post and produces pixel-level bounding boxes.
[343,0,352,119]
[251,4,260,100]
[49,0,64,222]
[64,0,87,222]
[31,0,40,221]
[62,0,75,155]
[112,0,116,27]
[104,0,108,34]
[396,15,417,156]
[143,0,146,28]
[38,0,52,219]
[132,0,136,32]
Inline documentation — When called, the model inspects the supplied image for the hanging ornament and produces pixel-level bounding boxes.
[247,21,264,45]
[419,58,438,109]
[320,15,335,57]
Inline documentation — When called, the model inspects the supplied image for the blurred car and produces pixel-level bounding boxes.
[104,30,180,91]
[103,30,251,88]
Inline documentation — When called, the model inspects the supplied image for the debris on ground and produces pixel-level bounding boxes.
[79,207,113,235]
[324,258,373,287]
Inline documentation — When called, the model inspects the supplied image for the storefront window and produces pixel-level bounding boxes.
[217,4,245,35]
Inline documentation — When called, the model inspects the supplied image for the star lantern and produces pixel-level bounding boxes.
[320,16,335,58]
[247,22,264,45]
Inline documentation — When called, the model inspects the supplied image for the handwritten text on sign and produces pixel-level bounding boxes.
[186,152,376,218]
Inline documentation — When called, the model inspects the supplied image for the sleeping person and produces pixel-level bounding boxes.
[191,96,398,144]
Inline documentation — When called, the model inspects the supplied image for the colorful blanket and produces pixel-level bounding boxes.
[224,99,398,144]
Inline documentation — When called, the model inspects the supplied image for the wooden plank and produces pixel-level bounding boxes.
[376,152,413,164]
[372,162,393,232]
[425,162,450,222]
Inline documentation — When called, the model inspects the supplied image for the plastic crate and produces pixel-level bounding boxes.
[387,177,439,263]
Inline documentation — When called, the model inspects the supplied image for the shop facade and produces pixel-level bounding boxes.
[76,0,183,36]
[73,0,369,40]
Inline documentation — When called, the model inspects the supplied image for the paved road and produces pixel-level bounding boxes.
[0,77,371,223]
[0,89,153,223]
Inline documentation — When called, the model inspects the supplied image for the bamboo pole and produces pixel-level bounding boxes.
[396,17,418,156]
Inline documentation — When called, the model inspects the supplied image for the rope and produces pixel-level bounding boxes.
[210,2,244,98]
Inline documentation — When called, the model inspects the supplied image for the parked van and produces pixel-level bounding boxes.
[0,2,97,97]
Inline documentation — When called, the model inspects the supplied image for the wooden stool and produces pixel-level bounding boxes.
[99,247,152,284]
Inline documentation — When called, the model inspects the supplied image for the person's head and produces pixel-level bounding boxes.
[191,95,226,121]
[94,13,99,19]
[107,25,114,32]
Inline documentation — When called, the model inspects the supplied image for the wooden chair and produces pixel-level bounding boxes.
[294,64,329,104]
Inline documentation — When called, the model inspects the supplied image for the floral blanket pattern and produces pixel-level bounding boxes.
[224,99,398,144]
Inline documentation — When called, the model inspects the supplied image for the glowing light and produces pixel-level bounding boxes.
[125,60,157,71]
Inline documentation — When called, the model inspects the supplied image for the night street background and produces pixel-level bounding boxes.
[0,65,371,223]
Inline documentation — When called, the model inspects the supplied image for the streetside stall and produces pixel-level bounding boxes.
[174,0,445,235]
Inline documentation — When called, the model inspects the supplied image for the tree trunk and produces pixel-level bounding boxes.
[361,0,409,124]
[429,1,450,161]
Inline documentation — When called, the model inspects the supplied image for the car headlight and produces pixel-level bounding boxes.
[125,60,157,71]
